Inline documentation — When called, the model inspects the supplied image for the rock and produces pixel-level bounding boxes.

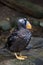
[0,20,11,31]
[0,0,43,18]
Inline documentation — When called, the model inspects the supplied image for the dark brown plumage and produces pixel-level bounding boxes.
[5,28,32,52]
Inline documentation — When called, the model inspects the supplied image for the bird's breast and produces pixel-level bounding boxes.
[17,28,32,42]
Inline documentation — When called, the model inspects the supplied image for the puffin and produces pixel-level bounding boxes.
[4,18,32,60]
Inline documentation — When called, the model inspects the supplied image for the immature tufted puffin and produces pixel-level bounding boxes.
[4,18,32,60]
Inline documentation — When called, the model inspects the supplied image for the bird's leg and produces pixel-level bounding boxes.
[14,53,27,60]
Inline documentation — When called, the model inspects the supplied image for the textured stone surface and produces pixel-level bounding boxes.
[0,37,43,65]
[0,0,43,18]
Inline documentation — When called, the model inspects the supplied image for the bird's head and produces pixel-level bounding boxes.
[18,18,32,30]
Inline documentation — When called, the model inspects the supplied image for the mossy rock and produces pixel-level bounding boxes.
[0,20,11,31]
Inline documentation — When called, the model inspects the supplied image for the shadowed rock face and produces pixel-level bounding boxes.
[28,0,43,7]
[4,0,43,7]
[0,0,43,18]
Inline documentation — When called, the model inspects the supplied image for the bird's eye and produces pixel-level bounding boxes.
[24,20,26,25]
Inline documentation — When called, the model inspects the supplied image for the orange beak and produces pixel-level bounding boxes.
[26,21,32,29]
